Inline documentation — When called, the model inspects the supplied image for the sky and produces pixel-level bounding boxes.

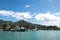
[0,0,60,27]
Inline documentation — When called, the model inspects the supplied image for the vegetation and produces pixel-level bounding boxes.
[0,20,60,31]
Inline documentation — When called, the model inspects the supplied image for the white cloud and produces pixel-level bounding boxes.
[0,10,32,20]
[1,10,60,27]
[35,12,60,27]
[13,12,32,20]
[25,5,30,8]
[0,10,14,16]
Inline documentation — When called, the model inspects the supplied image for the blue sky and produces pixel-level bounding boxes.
[0,0,60,13]
[0,0,60,26]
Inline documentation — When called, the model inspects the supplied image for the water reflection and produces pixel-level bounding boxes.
[0,30,60,40]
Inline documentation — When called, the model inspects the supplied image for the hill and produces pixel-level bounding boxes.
[0,20,60,30]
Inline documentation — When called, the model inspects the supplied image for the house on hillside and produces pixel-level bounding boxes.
[3,23,10,31]
[20,26,27,31]
[14,24,20,30]
[13,24,27,31]
[32,26,38,31]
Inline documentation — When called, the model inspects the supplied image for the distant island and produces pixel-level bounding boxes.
[0,20,60,31]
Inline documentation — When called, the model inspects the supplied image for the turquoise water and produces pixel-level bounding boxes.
[0,30,60,40]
